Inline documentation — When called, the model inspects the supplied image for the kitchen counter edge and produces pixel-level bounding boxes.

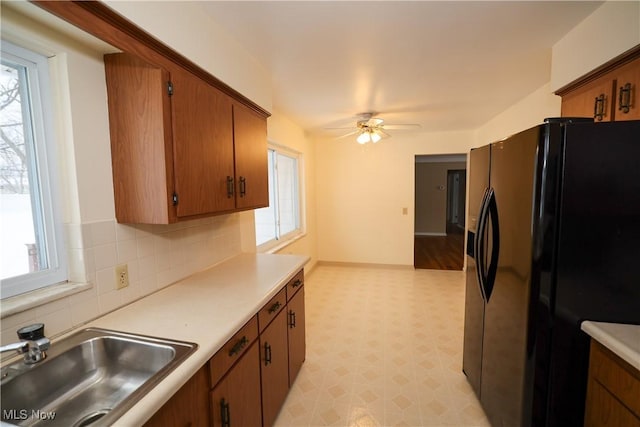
[581,320,640,371]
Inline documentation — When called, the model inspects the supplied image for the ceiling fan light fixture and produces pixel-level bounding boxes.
[357,131,371,144]
[370,131,382,143]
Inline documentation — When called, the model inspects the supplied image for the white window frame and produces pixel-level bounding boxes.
[255,143,304,252]
[1,40,67,299]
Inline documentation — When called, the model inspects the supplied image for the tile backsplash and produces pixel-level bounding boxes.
[1,214,242,347]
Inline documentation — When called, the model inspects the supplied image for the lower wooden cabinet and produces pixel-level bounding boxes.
[260,308,290,427]
[144,269,305,427]
[287,287,306,386]
[584,340,640,427]
[211,343,263,427]
[143,365,210,427]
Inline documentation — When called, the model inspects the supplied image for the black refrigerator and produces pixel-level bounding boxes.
[462,118,640,427]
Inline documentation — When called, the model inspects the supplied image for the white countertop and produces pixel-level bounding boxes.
[581,321,640,371]
[69,252,308,426]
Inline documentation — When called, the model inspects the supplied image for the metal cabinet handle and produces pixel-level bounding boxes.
[268,301,281,314]
[289,310,296,328]
[264,342,272,366]
[619,82,632,114]
[226,176,234,198]
[239,176,246,197]
[291,279,302,289]
[594,94,606,121]
[220,398,231,427]
[228,336,248,357]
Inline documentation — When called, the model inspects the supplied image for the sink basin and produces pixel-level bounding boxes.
[0,328,197,426]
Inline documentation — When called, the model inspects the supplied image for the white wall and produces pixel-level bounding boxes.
[104,1,272,112]
[551,0,640,91]
[315,131,475,266]
[474,82,562,147]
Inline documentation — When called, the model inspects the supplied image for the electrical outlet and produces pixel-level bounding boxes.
[115,264,129,290]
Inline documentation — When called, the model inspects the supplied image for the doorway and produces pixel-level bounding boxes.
[414,155,467,270]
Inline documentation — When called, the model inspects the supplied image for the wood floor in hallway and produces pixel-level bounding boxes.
[414,230,465,270]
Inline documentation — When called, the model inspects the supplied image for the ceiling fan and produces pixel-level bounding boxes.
[327,113,421,144]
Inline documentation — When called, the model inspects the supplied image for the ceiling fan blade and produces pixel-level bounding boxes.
[335,130,360,139]
[377,129,391,138]
[381,124,422,130]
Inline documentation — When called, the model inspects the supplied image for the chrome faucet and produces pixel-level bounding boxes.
[0,323,50,364]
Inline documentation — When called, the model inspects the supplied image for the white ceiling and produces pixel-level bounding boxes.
[201,1,602,136]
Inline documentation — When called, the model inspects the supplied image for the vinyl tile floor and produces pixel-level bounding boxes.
[274,265,491,427]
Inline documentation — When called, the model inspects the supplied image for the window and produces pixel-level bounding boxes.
[255,146,301,249]
[1,41,66,298]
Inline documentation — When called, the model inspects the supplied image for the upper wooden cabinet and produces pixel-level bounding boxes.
[233,102,269,210]
[104,53,175,224]
[559,50,640,122]
[104,53,268,224]
[171,66,235,218]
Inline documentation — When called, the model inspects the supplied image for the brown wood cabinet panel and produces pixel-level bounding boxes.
[104,53,175,224]
[209,316,259,388]
[258,288,287,333]
[285,270,304,302]
[260,309,290,427]
[211,342,262,427]
[559,49,640,123]
[232,102,269,210]
[585,380,640,427]
[561,78,614,122]
[171,68,235,218]
[143,365,210,427]
[611,57,640,121]
[287,286,306,386]
[587,341,640,418]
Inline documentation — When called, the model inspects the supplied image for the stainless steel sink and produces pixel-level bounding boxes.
[0,328,197,427]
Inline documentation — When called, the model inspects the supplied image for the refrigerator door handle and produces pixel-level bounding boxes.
[484,188,500,302]
[474,187,491,302]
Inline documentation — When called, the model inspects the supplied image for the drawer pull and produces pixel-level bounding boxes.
[619,82,632,114]
[291,279,302,288]
[226,176,234,198]
[289,310,296,328]
[264,342,272,366]
[239,176,246,197]
[228,336,248,357]
[594,94,606,121]
[220,398,231,427]
[268,301,281,314]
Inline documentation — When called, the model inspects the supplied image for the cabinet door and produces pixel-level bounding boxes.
[260,308,289,427]
[104,53,174,224]
[233,103,269,210]
[612,58,640,121]
[144,366,210,427]
[561,78,614,122]
[211,343,262,427]
[171,68,235,217]
[287,287,306,386]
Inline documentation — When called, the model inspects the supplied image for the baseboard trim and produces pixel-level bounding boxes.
[414,232,447,237]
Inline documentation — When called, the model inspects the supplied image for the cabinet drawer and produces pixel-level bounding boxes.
[286,269,304,302]
[589,341,640,418]
[209,316,258,387]
[258,288,287,333]
[585,379,640,427]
